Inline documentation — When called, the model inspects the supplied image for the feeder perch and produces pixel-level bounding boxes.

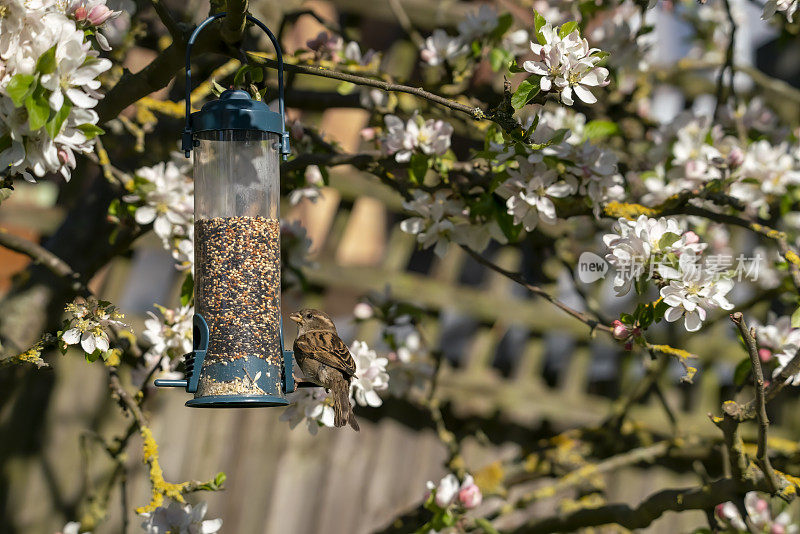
[154,12,299,407]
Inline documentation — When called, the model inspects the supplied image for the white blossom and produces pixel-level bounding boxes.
[774,344,800,386]
[289,164,324,205]
[420,29,467,66]
[139,500,222,534]
[496,158,576,231]
[61,297,126,354]
[660,269,734,332]
[124,161,193,240]
[280,387,335,435]
[132,305,192,386]
[523,22,609,106]
[349,340,389,407]
[399,190,463,257]
[343,41,377,66]
[753,313,800,353]
[457,4,498,41]
[383,113,453,162]
[603,215,704,296]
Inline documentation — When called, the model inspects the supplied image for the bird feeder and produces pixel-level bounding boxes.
[154,13,295,407]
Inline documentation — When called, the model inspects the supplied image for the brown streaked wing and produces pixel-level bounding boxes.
[294,331,356,376]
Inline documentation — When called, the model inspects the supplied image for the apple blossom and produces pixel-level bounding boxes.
[762,0,798,22]
[280,387,336,435]
[420,30,467,66]
[457,4,499,41]
[382,113,454,162]
[660,270,734,332]
[349,340,389,407]
[139,500,222,534]
[61,297,127,354]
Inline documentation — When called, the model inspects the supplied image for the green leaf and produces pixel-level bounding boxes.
[583,119,620,141]
[494,196,521,241]
[180,273,194,306]
[46,101,72,139]
[534,10,547,36]
[76,123,105,139]
[25,86,51,131]
[408,153,429,184]
[36,46,57,75]
[489,12,514,40]
[658,232,681,250]
[549,127,570,145]
[620,312,634,325]
[508,60,526,73]
[6,74,36,107]
[511,77,540,109]
[733,357,752,386]
[792,305,800,328]
[488,47,508,72]
[85,350,101,364]
[558,21,579,39]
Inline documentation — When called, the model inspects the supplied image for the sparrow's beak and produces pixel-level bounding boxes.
[289,312,302,324]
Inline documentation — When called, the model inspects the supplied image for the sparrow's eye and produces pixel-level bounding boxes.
[306,313,313,319]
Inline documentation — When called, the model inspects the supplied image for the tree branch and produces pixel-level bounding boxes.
[514,478,771,533]
[0,227,89,296]
[731,312,780,491]
[149,0,182,42]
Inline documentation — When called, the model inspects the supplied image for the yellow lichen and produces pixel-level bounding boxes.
[103,348,121,367]
[785,250,800,267]
[603,201,658,220]
[136,426,188,514]
[474,461,505,494]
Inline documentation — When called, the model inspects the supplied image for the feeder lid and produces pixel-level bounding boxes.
[190,89,284,135]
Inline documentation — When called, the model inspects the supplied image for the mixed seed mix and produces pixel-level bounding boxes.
[194,216,282,397]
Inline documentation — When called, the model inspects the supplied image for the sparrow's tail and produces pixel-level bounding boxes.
[333,379,359,431]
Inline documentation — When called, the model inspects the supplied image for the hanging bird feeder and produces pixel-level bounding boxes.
[154,12,297,407]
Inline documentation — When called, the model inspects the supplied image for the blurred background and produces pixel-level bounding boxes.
[2,0,800,532]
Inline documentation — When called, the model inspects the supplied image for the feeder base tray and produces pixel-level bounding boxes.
[185,394,289,408]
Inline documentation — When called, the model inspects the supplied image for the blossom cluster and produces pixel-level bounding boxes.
[642,110,800,220]
[426,473,483,510]
[60,297,126,354]
[762,0,798,23]
[400,190,506,257]
[0,0,118,182]
[493,108,624,229]
[419,5,501,66]
[123,159,194,271]
[604,215,734,332]
[522,19,610,106]
[382,113,454,163]
[716,492,798,533]
[281,340,389,434]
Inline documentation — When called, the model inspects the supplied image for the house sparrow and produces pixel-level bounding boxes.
[290,309,359,431]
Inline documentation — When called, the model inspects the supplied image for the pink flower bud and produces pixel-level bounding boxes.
[611,320,629,341]
[624,340,633,351]
[755,498,769,513]
[87,4,113,25]
[73,5,89,21]
[57,149,71,164]
[458,482,482,509]
[360,127,377,141]
[420,49,435,63]
[772,524,786,534]
[727,147,744,169]
[759,348,772,362]
[715,503,725,519]
[683,231,700,245]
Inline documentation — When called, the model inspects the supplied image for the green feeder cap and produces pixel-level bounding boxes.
[191,89,285,135]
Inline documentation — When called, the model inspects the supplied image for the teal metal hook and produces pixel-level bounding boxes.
[180,12,291,158]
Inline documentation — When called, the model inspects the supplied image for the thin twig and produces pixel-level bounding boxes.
[731,312,780,491]
[149,0,182,42]
[463,247,612,334]
[387,0,425,48]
